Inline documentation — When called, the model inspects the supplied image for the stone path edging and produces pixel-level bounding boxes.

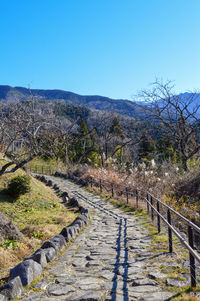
[16,175,182,301]
[0,175,90,301]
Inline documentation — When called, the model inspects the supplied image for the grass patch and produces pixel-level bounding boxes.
[26,157,67,175]
[170,286,200,300]
[0,163,76,284]
[85,185,146,216]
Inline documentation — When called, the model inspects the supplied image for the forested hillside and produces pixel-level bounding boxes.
[0,81,200,225]
[0,85,148,119]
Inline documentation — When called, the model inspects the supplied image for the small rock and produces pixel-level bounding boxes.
[148,272,167,279]
[138,252,152,257]
[72,258,87,267]
[0,294,7,301]
[48,263,67,275]
[66,290,104,301]
[79,283,101,290]
[129,285,159,293]
[55,273,71,277]
[34,280,49,290]
[48,285,75,296]
[72,219,83,228]
[22,291,45,300]
[103,282,113,290]
[0,276,23,299]
[39,175,45,181]
[78,214,89,225]
[166,278,188,287]
[60,226,76,241]
[0,212,24,242]
[117,266,141,275]
[61,191,69,198]
[41,234,66,251]
[60,227,72,241]
[10,260,42,286]
[25,249,47,267]
[101,272,114,280]
[72,223,80,233]
[86,255,95,261]
[110,293,125,301]
[68,197,79,207]
[132,278,157,286]
[140,291,173,301]
[86,260,102,267]
[43,247,57,262]
[160,261,180,268]
[55,278,76,285]
[78,278,103,285]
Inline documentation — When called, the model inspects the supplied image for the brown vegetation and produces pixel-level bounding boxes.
[0,168,76,283]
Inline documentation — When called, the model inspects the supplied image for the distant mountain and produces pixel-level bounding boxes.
[178,92,200,114]
[0,85,147,119]
[1,85,199,120]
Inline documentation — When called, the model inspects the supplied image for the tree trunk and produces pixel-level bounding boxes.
[182,157,188,172]
[64,143,68,165]
[105,142,108,160]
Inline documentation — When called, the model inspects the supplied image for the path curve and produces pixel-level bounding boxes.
[21,176,175,301]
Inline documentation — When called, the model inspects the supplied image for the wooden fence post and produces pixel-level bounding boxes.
[157,201,161,233]
[151,196,154,221]
[126,187,129,204]
[136,189,138,208]
[111,184,114,197]
[146,193,149,214]
[167,209,173,253]
[188,226,196,287]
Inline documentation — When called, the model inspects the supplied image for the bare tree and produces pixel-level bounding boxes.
[138,79,200,171]
[46,116,78,165]
[0,100,56,176]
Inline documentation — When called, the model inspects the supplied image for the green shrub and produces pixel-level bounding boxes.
[7,175,31,197]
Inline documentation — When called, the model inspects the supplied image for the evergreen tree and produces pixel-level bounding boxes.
[109,117,126,139]
[138,131,156,162]
[103,117,126,161]
[156,137,174,162]
[73,118,98,164]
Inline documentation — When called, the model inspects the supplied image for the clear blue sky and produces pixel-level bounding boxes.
[0,0,200,99]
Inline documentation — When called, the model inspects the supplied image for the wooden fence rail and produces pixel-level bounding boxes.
[30,167,200,287]
[88,176,200,288]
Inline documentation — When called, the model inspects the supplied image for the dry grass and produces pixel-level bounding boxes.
[0,158,77,283]
[26,157,67,175]
[171,290,200,301]
[81,162,200,224]
[82,163,176,196]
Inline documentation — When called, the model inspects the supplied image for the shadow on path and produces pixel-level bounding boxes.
[111,218,129,301]
[71,190,130,300]
[123,218,128,300]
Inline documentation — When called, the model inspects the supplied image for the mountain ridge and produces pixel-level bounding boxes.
[0,85,147,119]
[0,85,199,120]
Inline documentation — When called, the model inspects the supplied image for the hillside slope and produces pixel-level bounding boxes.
[0,160,76,283]
[0,85,147,119]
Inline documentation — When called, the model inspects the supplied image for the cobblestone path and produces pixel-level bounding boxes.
[21,176,175,301]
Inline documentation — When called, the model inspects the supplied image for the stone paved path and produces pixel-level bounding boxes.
[21,176,175,301]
